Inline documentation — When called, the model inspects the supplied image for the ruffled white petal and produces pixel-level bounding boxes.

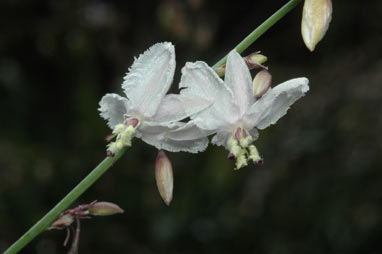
[122,42,175,118]
[164,122,213,141]
[98,93,130,129]
[211,130,232,148]
[225,50,254,116]
[140,122,209,153]
[245,77,309,130]
[149,94,212,124]
[179,61,239,130]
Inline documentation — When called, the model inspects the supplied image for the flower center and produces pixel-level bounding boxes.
[227,127,262,169]
[106,118,140,156]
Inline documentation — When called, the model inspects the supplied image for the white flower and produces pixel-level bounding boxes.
[99,42,211,155]
[180,50,309,169]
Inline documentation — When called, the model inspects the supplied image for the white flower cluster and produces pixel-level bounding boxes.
[99,42,309,169]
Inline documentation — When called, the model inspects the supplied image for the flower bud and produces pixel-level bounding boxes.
[301,0,332,51]
[252,70,272,98]
[48,214,74,230]
[88,201,124,216]
[214,52,267,77]
[155,150,173,206]
[244,52,268,70]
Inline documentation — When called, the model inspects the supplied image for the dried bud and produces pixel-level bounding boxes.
[244,52,268,70]
[48,214,74,230]
[301,0,333,51]
[155,150,174,206]
[252,70,272,98]
[88,201,124,216]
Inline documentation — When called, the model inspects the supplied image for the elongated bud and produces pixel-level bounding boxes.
[301,0,332,51]
[252,70,272,98]
[88,201,124,216]
[48,214,74,230]
[155,150,173,206]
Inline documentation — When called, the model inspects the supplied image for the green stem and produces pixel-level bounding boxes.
[3,148,127,254]
[212,0,303,70]
[4,1,304,253]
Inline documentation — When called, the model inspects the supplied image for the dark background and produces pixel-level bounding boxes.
[1,0,382,253]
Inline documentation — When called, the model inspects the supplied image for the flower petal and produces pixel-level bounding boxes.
[211,130,232,147]
[165,122,213,141]
[139,122,209,153]
[122,42,176,118]
[179,61,238,130]
[245,77,309,130]
[99,93,130,129]
[225,50,254,116]
[149,94,212,124]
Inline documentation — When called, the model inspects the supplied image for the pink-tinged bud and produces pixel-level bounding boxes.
[252,70,272,98]
[227,153,235,160]
[88,201,124,216]
[155,150,173,206]
[214,52,267,77]
[301,0,332,51]
[244,52,268,70]
[48,214,74,230]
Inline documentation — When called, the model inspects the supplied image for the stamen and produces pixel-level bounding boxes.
[235,149,248,170]
[106,119,139,155]
[239,136,253,148]
[113,124,125,134]
[248,145,262,163]
[228,136,241,156]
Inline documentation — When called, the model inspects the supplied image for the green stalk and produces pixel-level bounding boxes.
[212,0,303,70]
[3,148,127,254]
[4,1,303,253]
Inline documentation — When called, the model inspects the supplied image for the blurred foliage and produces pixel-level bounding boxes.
[1,0,382,253]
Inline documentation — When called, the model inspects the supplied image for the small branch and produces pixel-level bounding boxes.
[3,147,127,254]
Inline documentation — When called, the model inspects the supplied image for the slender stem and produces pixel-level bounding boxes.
[3,148,127,254]
[212,0,303,70]
[3,1,304,253]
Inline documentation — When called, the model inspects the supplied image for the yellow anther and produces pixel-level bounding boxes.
[239,136,253,148]
[228,137,241,156]
[248,145,261,163]
[107,123,138,155]
[235,149,248,170]
[113,124,125,134]
[107,140,124,155]
[120,125,136,146]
